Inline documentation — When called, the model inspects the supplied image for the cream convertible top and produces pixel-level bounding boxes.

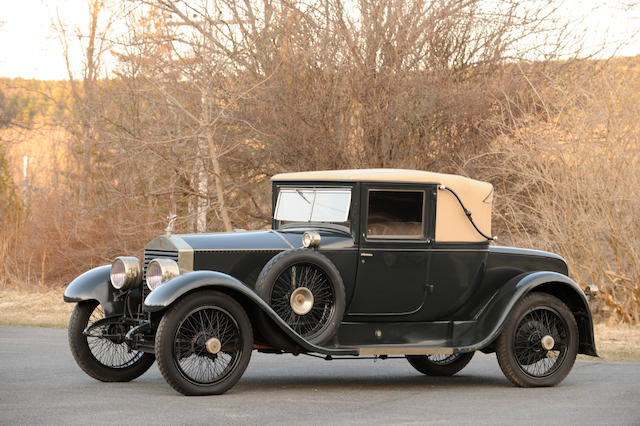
[272,169,493,243]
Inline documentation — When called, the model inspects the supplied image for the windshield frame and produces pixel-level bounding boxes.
[271,183,357,236]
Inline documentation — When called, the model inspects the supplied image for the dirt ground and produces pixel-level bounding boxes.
[1,287,639,362]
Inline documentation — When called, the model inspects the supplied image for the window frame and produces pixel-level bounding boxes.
[363,186,429,241]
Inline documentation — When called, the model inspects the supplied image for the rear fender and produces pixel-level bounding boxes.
[63,265,124,316]
[460,271,597,356]
[144,270,357,356]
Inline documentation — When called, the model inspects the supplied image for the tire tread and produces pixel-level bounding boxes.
[68,301,155,382]
[407,352,475,376]
[496,292,578,387]
[155,290,253,395]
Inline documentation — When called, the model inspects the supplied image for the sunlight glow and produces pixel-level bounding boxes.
[0,0,638,80]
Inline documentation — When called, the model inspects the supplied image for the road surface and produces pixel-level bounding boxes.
[0,326,638,425]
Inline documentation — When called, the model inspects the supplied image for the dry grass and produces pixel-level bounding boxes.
[592,323,640,363]
[0,287,72,328]
[1,288,638,362]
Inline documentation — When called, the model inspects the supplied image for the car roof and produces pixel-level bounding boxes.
[271,168,486,187]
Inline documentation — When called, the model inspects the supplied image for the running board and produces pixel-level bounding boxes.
[353,345,454,356]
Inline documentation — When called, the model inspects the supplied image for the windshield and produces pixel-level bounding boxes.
[274,188,351,225]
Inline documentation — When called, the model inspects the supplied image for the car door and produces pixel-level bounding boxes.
[347,184,431,316]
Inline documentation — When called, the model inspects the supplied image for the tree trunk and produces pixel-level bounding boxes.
[207,131,232,232]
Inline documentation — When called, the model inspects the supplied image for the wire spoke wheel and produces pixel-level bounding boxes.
[68,301,155,382]
[255,249,345,346]
[270,263,335,339]
[427,354,463,365]
[173,306,242,385]
[155,291,253,395]
[513,307,568,378]
[84,305,144,369]
[496,293,578,387]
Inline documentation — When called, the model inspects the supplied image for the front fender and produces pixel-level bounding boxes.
[63,265,124,316]
[144,270,357,356]
[458,271,597,356]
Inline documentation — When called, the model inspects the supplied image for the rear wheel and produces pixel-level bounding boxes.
[155,291,253,395]
[496,292,578,387]
[68,300,155,382]
[406,352,474,376]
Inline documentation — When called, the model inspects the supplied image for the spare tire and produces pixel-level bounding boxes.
[255,248,345,346]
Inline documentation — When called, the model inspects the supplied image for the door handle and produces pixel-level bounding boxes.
[360,253,374,257]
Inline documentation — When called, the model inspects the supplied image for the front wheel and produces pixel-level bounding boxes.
[68,301,155,382]
[155,291,253,395]
[496,292,578,387]
[406,352,474,376]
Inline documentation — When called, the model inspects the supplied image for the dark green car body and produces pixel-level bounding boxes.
[65,176,597,358]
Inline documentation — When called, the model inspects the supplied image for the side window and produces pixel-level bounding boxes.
[367,190,425,238]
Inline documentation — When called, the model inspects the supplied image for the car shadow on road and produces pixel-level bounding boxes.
[233,373,509,393]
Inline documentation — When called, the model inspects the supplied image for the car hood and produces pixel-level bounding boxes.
[144,228,355,287]
[145,228,354,253]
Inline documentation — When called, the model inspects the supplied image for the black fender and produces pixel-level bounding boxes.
[457,271,597,356]
[63,265,124,316]
[143,270,357,356]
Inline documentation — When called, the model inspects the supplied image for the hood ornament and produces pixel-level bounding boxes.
[165,214,178,236]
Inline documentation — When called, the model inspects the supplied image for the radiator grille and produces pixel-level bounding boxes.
[142,249,179,302]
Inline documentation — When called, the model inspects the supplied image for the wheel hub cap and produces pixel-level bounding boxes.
[205,337,221,354]
[541,335,555,351]
[290,287,314,315]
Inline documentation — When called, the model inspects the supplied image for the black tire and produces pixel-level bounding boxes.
[255,248,346,345]
[68,300,155,382]
[406,352,474,376]
[155,291,253,395]
[496,292,578,387]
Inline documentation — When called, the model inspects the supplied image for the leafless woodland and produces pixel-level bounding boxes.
[0,0,638,323]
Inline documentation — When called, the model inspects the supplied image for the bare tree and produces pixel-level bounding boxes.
[53,0,117,203]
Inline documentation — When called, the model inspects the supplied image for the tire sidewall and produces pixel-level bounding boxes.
[497,292,579,387]
[68,300,155,382]
[155,290,253,396]
[254,248,346,345]
[406,352,475,376]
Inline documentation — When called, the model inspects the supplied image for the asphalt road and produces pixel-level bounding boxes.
[0,326,639,425]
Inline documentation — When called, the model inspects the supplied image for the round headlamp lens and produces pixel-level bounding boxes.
[110,256,141,290]
[146,258,180,291]
[146,260,164,291]
[110,258,126,289]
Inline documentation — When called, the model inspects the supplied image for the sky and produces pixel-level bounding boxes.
[0,0,89,80]
[1,0,639,80]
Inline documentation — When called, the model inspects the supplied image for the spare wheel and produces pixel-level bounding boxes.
[254,248,345,346]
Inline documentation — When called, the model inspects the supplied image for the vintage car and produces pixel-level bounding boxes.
[64,169,597,395]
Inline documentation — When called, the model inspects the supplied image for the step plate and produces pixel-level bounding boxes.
[352,346,454,356]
